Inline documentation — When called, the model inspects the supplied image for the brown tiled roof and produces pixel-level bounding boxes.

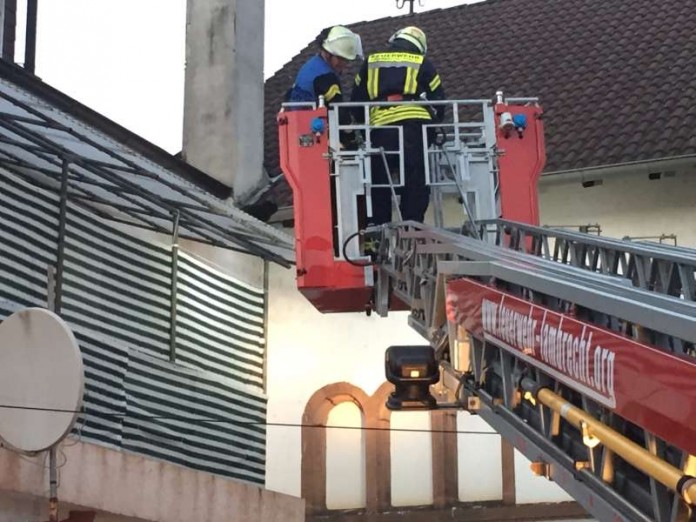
[263,0,696,208]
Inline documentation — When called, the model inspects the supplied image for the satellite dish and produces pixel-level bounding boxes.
[0,308,84,453]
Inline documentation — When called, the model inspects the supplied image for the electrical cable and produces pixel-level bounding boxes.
[0,403,496,436]
[341,229,374,267]
[62,409,87,448]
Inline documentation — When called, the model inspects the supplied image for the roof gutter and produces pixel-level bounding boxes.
[542,155,696,183]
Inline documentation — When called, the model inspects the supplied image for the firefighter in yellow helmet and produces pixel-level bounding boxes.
[351,26,445,224]
[286,26,363,105]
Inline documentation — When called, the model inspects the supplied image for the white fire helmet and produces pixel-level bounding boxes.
[389,26,427,54]
[322,26,363,61]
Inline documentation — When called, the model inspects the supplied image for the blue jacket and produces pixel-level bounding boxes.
[286,54,343,104]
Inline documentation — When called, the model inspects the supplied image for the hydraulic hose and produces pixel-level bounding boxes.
[341,230,374,267]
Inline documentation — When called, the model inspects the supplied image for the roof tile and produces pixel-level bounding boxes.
[262,0,696,207]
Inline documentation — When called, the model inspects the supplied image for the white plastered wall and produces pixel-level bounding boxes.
[264,260,425,499]
[326,402,366,509]
[264,256,573,506]
[539,167,696,247]
[0,491,148,522]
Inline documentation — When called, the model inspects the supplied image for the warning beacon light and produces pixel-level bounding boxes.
[499,111,515,134]
[385,345,440,410]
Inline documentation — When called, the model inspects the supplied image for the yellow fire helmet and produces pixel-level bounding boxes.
[389,26,427,54]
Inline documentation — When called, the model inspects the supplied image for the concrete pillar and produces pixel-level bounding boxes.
[182,0,266,203]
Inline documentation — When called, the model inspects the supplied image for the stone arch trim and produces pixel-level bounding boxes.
[301,381,394,514]
[367,382,394,512]
[431,409,459,507]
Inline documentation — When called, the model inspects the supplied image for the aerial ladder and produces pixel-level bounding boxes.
[278,93,696,522]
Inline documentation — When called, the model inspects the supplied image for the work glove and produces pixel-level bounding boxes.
[340,130,364,151]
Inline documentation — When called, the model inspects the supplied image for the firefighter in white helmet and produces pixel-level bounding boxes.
[351,26,445,224]
[285,26,363,105]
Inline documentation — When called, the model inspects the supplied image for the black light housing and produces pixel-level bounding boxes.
[385,345,440,410]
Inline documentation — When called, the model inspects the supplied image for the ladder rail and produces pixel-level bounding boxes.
[379,222,696,347]
[482,219,696,302]
[374,221,696,521]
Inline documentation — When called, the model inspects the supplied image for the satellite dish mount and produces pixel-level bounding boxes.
[0,307,84,522]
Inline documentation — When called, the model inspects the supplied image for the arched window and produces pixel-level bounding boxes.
[303,382,466,514]
[301,382,580,518]
[301,382,392,514]
[326,401,366,509]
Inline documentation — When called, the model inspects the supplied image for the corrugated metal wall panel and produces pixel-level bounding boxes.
[176,252,265,389]
[123,350,266,483]
[72,331,127,450]
[61,204,172,359]
[0,175,58,307]
[0,171,267,485]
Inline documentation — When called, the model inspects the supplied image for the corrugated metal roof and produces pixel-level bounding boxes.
[0,60,294,266]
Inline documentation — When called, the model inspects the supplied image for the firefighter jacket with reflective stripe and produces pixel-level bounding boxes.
[286,54,343,104]
[350,49,445,126]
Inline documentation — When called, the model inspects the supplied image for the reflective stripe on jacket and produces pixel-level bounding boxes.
[351,50,445,126]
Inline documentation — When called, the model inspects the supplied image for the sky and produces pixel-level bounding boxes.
[14,0,476,153]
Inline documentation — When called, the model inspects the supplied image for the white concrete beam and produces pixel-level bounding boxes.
[0,441,304,522]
